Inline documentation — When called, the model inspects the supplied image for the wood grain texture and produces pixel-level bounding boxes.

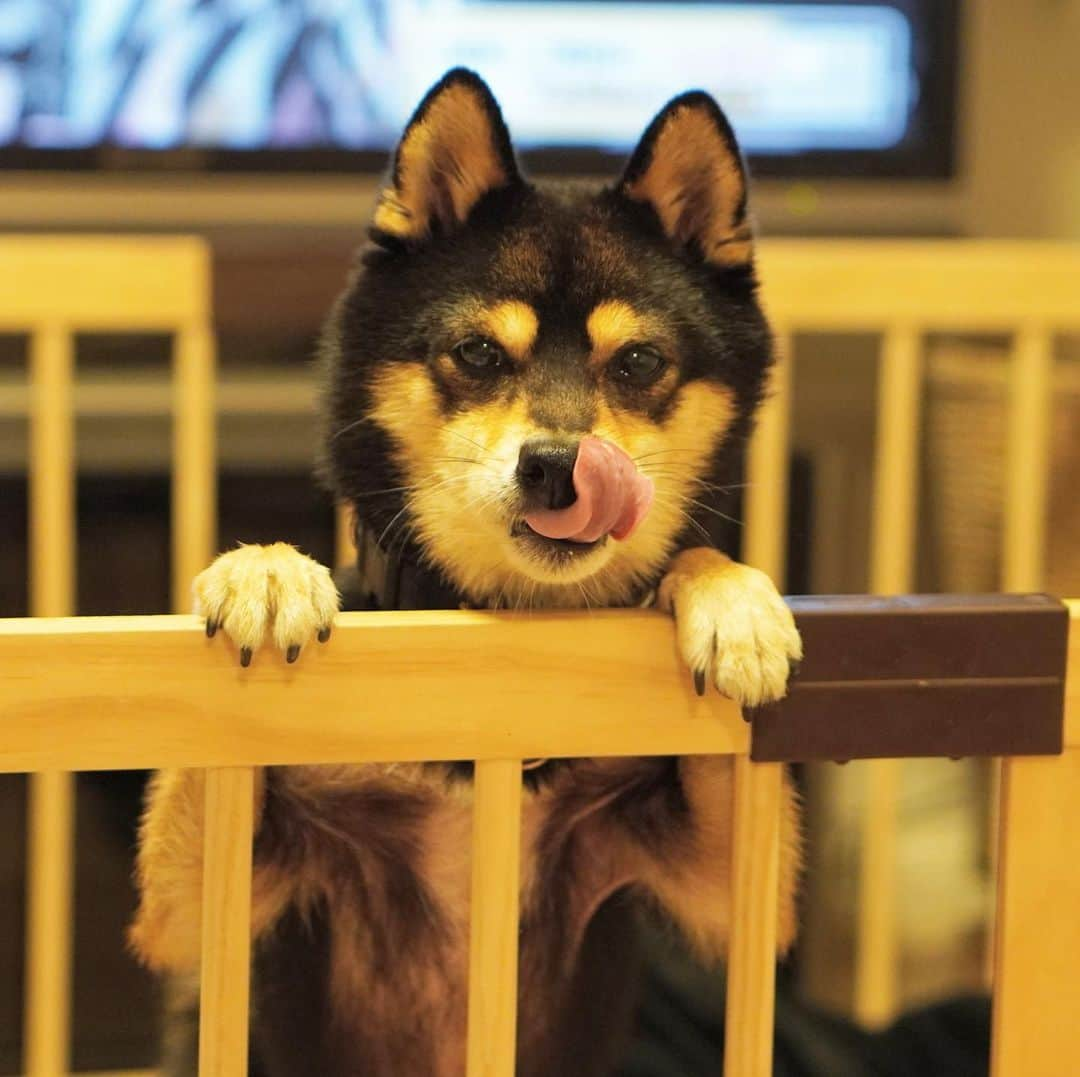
[1067,601,1080,750]
[26,322,76,1077]
[724,757,782,1077]
[466,761,523,1077]
[1002,324,1053,593]
[744,328,793,585]
[23,770,74,1077]
[0,610,749,773]
[29,324,75,620]
[172,323,217,614]
[758,241,1080,329]
[198,767,255,1077]
[855,324,922,1028]
[991,749,1080,1077]
[0,236,210,329]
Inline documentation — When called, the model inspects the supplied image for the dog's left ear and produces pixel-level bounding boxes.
[372,69,521,245]
[618,93,753,268]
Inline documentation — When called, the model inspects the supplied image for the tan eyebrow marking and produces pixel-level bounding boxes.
[479,300,540,362]
[586,300,667,365]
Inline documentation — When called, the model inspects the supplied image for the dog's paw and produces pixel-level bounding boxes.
[194,543,339,666]
[658,548,802,709]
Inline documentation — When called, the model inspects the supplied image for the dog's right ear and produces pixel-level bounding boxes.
[371,69,521,247]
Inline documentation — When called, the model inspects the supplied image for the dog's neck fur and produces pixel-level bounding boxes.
[353,518,465,611]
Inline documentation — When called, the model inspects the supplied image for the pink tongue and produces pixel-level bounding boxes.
[524,436,655,543]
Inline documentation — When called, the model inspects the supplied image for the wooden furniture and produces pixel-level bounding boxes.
[2,237,215,1077]
[5,235,1080,1075]
[0,600,1074,1077]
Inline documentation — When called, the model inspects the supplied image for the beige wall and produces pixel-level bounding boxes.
[964,0,1080,239]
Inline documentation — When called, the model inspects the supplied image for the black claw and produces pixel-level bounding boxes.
[318,626,331,643]
[788,659,802,678]
[286,644,300,664]
[693,669,706,697]
[240,647,252,668]
[205,620,218,639]
[742,707,755,723]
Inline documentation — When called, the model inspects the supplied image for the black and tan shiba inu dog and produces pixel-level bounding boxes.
[132,69,802,1076]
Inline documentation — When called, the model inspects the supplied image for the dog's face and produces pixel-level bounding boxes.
[321,69,772,608]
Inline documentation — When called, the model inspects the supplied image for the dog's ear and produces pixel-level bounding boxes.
[371,69,520,246]
[618,93,753,268]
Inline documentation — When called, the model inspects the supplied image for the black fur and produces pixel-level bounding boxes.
[317,76,772,584]
[221,69,777,1076]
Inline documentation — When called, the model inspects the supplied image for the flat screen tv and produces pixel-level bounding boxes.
[0,0,959,178]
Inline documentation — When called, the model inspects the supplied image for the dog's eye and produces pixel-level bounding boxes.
[613,346,665,386]
[452,337,506,372]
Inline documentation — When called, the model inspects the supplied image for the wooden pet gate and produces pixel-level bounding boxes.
[1,237,1078,1077]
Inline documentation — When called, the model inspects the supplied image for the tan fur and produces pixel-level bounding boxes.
[658,548,802,706]
[366,364,737,608]
[583,300,684,408]
[136,74,803,1072]
[134,541,802,1069]
[130,768,296,971]
[480,300,540,361]
[623,105,753,267]
[372,84,508,242]
[192,542,339,657]
[586,300,650,362]
[627,756,802,958]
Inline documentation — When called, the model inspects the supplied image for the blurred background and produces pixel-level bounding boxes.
[1,0,1078,1073]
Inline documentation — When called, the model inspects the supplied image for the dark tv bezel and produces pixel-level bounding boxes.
[0,0,960,181]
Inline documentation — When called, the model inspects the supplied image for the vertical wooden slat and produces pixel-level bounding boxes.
[724,756,783,1077]
[869,324,923,592]
[199,766,255,1077]
[984,324,1055,986]
[172,323,216,614]
[734,331,792,1071]
[25,324,76,1077]
[29,325,75,619]
[466,760,522,1077]
[1002,324,1053,593]
[990,750,1080,1077]
[855,324,922,1028]
[24,772,74,1077]
[744,329,794,583]
[335,502,357,570]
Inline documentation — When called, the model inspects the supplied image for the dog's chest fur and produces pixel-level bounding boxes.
[249,761,646,1077]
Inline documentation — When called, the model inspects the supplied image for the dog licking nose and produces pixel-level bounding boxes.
[521,436,655,544]
[516,440,579,512]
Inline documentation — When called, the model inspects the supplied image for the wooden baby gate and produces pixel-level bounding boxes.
[2,236,1079,1077]
[0,595,1075,1077]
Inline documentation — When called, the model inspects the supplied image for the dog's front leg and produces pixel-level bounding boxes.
[130,543,340,973]
[608,548,803,960]
[656,547,801,708]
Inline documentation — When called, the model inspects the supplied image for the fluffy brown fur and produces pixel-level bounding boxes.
[132,68,803,1077]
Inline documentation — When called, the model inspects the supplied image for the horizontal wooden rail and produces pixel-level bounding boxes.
[758,241,1080,329]
[0,609,748,772]
[0,597,1073,775]
[0,236,210,329]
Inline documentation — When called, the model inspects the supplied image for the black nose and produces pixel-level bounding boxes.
[516,440,579,512]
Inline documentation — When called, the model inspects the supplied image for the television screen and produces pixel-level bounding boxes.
[0,0,958,177]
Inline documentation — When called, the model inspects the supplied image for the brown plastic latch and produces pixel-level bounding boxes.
[750,594,1069,763]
